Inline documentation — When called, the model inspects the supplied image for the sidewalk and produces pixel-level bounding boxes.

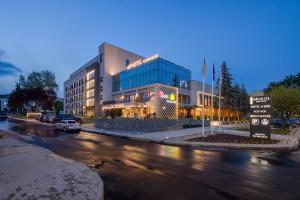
[82,124,213,141]
[0,136,103,200]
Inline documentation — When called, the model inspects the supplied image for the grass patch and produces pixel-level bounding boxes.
[272,128,289,135]
[187,134,279,144]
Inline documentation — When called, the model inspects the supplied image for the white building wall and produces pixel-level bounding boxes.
[101,43,144,102]
[0,96,9,111]
[189,80,218,107]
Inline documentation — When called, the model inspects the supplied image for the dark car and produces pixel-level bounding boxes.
[271,118,296,128]
[0,111,7,120]
[53,114,82,124]
[271,119,283,128]
[37,113,46,121]
[288,118,300,127]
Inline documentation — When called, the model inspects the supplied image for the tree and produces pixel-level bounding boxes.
[54,100,64,113]
[267,72,300,90]
[216,62,250,120]
[8,84,26,112]
[232,83,241,112]
[239,84,250,114]
[216,62,233,110]
[41,70,58,90]
[8,70,59,112]
[267,86,300,126]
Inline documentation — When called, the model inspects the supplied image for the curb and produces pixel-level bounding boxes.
[81,127,300,152]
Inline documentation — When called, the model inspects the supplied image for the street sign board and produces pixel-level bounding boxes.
[249,95,272,139]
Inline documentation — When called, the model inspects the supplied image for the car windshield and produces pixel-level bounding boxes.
[68,121,76,124]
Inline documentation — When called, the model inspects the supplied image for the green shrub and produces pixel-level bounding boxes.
[272,129,289,135]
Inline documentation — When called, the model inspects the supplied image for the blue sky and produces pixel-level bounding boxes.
[0,0,299,97]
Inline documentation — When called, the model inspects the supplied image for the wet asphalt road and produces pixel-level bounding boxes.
[1,119,300,200]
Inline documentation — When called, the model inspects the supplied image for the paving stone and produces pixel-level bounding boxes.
[0,138,103,200]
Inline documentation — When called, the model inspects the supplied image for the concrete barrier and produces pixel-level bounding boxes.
[95,118,209,131]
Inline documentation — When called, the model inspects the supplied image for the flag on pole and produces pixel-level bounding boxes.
[202,58,206,137]
[218,64,222,133]
[211,64,215,135]
[213,63,215,81]
[202,58,206,77]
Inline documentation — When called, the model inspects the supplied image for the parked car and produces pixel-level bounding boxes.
[271,119,283,128]
[36,112,47,121]
[0,111,7,120]
[53,114,82,124]
[271,118,297,128]
[43,113,54,123]
[55,120,81,132]
[288,118,300,127]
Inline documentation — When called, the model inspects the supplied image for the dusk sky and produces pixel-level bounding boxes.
[0,0,299,97]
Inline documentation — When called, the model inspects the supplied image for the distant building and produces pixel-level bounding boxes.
[56,98,64,103]
[64,42,239,120]
[0,94,9,112]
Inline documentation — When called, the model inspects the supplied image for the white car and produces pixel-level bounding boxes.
[55,120,81,132]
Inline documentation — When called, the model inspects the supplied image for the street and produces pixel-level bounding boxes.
[1,119,300,200]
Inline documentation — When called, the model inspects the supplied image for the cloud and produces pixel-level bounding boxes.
[0,49,5,57]
[0,49,22,77]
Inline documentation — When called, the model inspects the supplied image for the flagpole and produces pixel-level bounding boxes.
[211,64,214,135]
[218,65,222,133]
[202,58,206,137]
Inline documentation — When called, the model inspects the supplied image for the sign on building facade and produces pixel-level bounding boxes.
[249,95,272,139]
[155,84,178,119]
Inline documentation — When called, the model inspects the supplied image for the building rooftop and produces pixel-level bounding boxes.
[0,94,9,98]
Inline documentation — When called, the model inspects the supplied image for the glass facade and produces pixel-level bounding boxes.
[113,58,191,92]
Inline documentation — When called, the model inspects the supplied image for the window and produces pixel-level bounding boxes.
[125,59,130,66]
[100,77,103,82]
[100,53,103,63]
[87,99,94,106]
[87,80,95,89]
[87,89,95,98]
[112,58,191,92]
[125,95,130,102]
[87,70,95,81]
[179,94,190,104]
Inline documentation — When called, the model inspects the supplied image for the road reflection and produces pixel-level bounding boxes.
[158,145,182,160]
[1,119,300,200]
[192,149,219,171]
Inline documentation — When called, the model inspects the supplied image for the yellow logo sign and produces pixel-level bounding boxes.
[169,93,175,101]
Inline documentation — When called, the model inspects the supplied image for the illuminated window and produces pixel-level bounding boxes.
[86,70,95,81]
[87,99,94,106]
[87,89,95,98]
[87,80,95,89]
[112,58,191,92]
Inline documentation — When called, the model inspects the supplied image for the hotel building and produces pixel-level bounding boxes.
[64,42,239,120]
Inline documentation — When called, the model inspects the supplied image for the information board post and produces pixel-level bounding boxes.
[249,95,272,139]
